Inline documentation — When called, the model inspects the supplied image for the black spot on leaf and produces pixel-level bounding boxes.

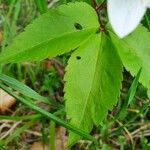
[76,56,81,60]
[74,23,83,30]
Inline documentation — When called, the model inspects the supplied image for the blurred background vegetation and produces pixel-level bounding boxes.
[0,0,150,150]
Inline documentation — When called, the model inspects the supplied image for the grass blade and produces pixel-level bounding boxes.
[0,73,55,105]
[117,68,142,119]
[50,121,55,150]
[35,0,48,14]
[0,83,97,143]
[0,146,6,150]
[0,114,41,121]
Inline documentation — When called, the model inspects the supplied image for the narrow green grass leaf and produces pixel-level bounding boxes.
[0,2,99,63]
[49,121,55,150]
[0,146,6,150]
[35,0,48,14]
[0,114,41,121]
[117,68,141,119]
[126,68,141,105]
[0,73,54,105]
[0,83,97,143]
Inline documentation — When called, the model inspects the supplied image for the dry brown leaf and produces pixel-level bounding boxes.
[55,127,67,150]
[30,127,67,150]
[0,89,16,113]
[30,141,49,150]
[43,60,53,70]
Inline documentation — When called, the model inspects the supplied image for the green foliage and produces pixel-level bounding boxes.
[0,82,96,143]
[64,34,122,145]
[1,1,150,148]
[35,0,48,14]
[0,2,99,63]
[109,25,150,94]
[116,69,141,120]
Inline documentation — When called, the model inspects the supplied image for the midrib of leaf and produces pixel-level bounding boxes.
[91,34,107,111]
[25,27,97,52]
[2,27,97,62]
[65,33,123,146]
[76,34,102,129]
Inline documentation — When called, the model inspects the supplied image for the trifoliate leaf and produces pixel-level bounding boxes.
[107,0,148,38]
[64,34,123,146]
[109,25,150,93]
[0,2,99,63]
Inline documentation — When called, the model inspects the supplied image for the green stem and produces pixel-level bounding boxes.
[50,121,55,150]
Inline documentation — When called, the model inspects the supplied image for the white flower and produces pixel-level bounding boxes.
[107,0,150,38]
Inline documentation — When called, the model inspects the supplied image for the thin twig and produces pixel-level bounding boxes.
[92,0,106,32]
[25,130,42,137]
[96,1,106,11]
[92,0,98,8]
[131,123,150,136]
[0,121,21,140]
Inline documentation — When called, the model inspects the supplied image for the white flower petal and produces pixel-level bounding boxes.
[144,0,150,7]
[107,0,146,38]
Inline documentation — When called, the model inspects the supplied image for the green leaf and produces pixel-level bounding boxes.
[109,25,150,93]
[0,2,99,63]
[64,34,123,146]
